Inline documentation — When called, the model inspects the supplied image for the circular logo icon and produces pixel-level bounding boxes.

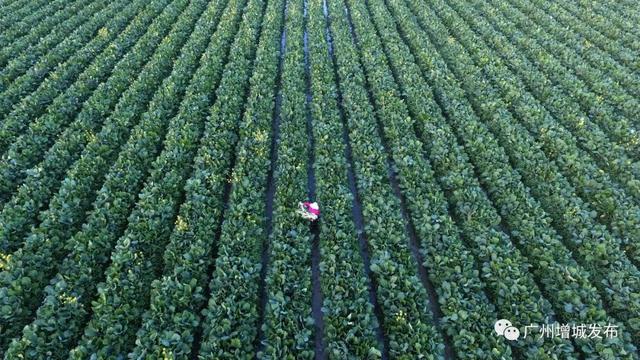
[494,319,512,336]
[503,326,520,341]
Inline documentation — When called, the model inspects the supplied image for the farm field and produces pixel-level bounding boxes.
[0,0,639,358]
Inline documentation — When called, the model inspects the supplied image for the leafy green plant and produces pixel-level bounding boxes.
[410,0,640,343]
[0,0,123,120]
[0,0,166,203]
[197,1,285,357]
[67,0,255,357]
[129,0,271,357]
[395,0,636,355]
[0,0,84,62]
[308,0,381,356]
[0,0,186,255]
[2,0,236,357]
[0,0,200,350]
[261,0,315,357]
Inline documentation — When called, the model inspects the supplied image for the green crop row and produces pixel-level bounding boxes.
[0,0,116,146]
[308,0,381,356]
[412,0,640,343]
[0,0,133,145]
[0,0,160,203]
[0,0,122,124]
[555,0,640,62]
[486,0,640,166]
[196,0,285,356]
[0,0,185,254]
[67,0,253,357]
[261,0,315,357]
[609,0,640,17]
[328,0,455,357]
[1,0,32,14]
[365,0,576,357]
[0,0,78,54]
[0,0,197,350]
[515,0,640,98]
[487,0,640,128]
[443,0,640,202]
[0,0,54,37]
[0,0,43,21]
[439,0,640,265]
[392,0,636,357]
[410,0,637,352]
[1,0,234,357]
[1,0,637,357]
[345,0,526,357]
[128,0,270,357]
[481,0,640,158]
[0,0,121,119]
[498,5,640,165]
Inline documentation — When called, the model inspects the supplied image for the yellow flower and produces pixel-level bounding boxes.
[175,215,188,232]
[85,131,97,144]
[59,293,78,305]
[161,347,174,360]
[0,253,11,271]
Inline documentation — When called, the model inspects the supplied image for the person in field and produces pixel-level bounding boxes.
[297,201,320,221]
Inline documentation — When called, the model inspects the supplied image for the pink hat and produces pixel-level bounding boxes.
[304,202,320,216]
